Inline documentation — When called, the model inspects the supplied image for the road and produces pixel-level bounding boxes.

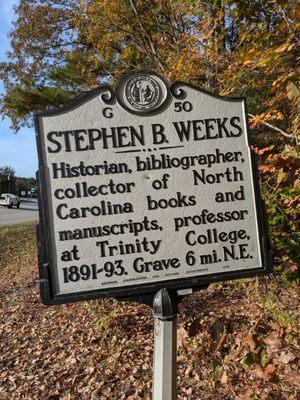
[0,202,39,227]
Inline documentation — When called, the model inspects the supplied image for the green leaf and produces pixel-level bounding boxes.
[260,348,268,368]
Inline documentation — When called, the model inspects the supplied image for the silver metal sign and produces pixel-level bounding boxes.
[35,70,272,305]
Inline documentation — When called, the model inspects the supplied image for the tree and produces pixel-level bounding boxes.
[0,0,299,270]
[0,165,15,193]
[1,1,298,137]
[0,165,15,177]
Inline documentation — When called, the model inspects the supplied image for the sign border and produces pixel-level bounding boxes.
[34,70,273,305]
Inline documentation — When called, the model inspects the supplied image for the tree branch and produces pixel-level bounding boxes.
[248,113,294,139]
[128,0,165,71]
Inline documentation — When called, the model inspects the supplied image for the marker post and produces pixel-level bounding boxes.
[152,289,178,400]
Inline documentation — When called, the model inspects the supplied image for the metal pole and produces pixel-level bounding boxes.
[152,288,178,400]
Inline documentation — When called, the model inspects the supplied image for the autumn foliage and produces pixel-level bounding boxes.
[0,223,299,399]
[0,0,298,275]
[0,1,299,398]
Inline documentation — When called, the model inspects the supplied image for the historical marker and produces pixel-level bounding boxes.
[35,70,272,305]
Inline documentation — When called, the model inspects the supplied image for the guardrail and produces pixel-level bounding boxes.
[20,197,38,203]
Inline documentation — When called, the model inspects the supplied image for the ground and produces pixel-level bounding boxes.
[0,222,299,400]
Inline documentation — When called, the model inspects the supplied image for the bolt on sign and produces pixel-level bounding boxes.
[35,70,272,305]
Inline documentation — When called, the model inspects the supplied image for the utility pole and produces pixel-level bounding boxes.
[7,175,11,193]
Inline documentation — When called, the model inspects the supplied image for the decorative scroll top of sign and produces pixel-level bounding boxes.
[115,71,169,114]
[106,70,227,116]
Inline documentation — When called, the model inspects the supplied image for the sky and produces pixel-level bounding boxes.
[0,0,38,178]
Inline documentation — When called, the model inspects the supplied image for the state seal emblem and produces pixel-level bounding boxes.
[115,71,169,115]
[125,75,160,111]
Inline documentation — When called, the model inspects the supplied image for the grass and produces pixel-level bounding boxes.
[0,221,37,290]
